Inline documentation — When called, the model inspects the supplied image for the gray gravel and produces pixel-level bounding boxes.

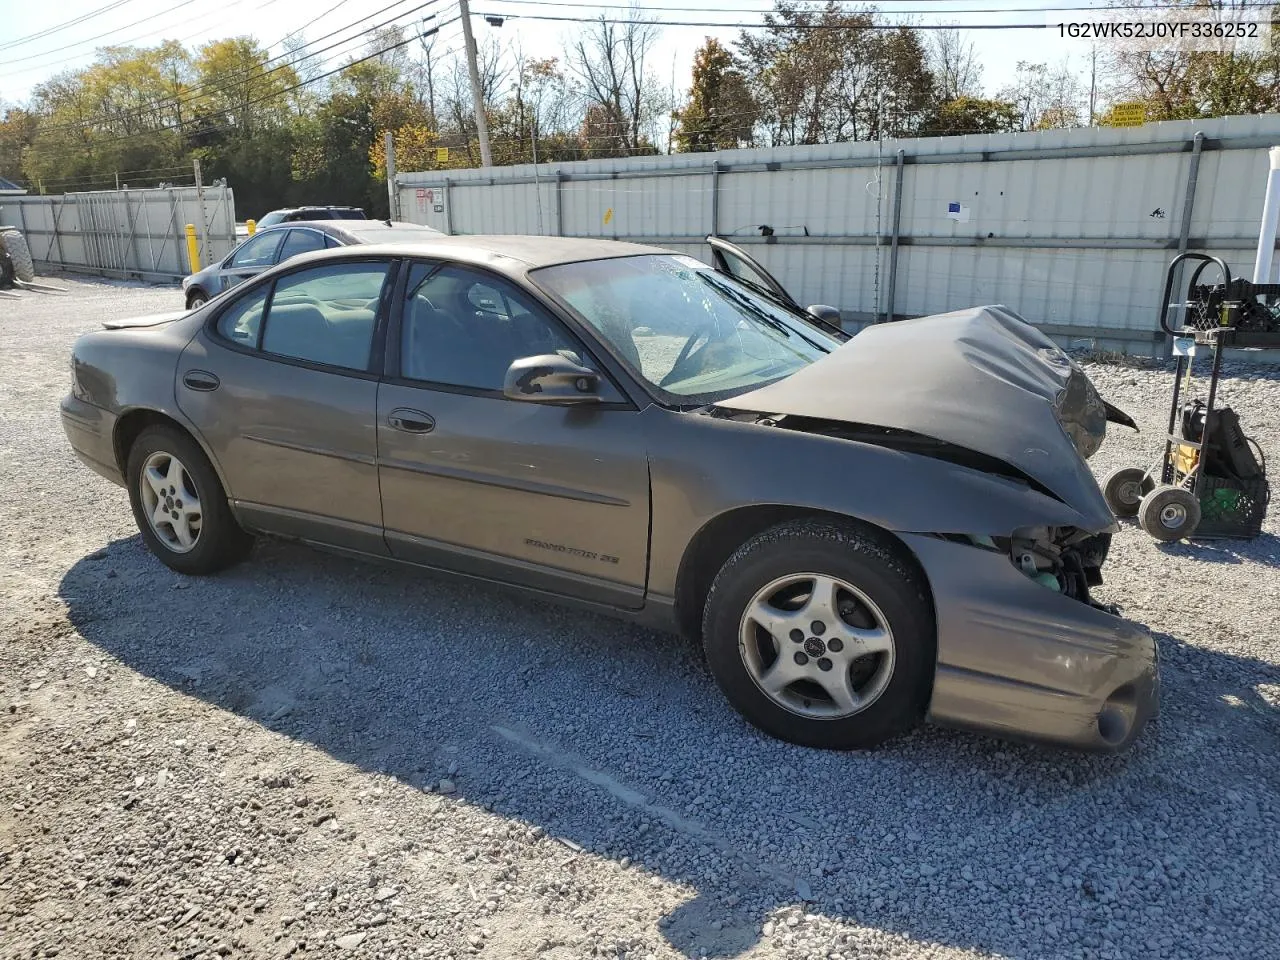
[3,276,1280,960]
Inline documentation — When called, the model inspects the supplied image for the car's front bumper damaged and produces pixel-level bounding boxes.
[902,532,1158,751]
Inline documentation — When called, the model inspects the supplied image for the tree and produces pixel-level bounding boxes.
[922,96,1020,136]
[0,107,38,184]
[193,38,297,137]
[928,27,982,102]
[568,13,664,156]
[673,38,757,152]
[1103,0,1280,120]
[735,2,936,145]
[998,60,1084,131]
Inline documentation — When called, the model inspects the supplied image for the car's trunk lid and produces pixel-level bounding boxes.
[715,304,1113,521]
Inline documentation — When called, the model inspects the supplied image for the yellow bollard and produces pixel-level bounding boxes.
[184,224,201,272]
[246,218,256,236]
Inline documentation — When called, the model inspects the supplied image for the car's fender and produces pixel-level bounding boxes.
[642,406,1109,602]
[69,316,234,494]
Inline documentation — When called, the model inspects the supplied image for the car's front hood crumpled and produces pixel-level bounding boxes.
[718,304,1114,521]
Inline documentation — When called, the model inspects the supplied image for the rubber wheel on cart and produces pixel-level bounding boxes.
[1138,484,1201,542]
[1102,466,1154,519]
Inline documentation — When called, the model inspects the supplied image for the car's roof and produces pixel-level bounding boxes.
[308,234,672,269]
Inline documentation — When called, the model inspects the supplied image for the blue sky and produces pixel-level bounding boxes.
[0,0,1095,108]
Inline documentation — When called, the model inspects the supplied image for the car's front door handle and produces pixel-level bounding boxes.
[387,408,435,434]
[182,370,220,392]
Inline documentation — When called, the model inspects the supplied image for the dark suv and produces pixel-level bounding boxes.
[255,206,367,229]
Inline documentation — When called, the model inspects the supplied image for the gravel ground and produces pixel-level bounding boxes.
[2,276,1279,960]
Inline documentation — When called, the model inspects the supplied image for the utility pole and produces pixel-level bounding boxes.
[1089,46,1098,126]
[384,131,399,222]
[457,0,493,168]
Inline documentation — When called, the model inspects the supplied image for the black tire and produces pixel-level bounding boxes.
[701,519,935,750]
[1102,466,1152,519]
[0,229,35,283]
[126,425,252,574]
[1138,484,1201,543]
[186,289,208,310]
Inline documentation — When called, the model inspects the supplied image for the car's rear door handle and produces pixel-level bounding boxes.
[387,408,435,434]
[182,370,220,392]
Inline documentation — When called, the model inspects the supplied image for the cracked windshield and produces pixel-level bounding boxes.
[533,255,841,400]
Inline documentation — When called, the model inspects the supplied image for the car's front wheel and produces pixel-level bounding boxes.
[186,290,208,310]
[126,425,252,574]
[702,519,935,750]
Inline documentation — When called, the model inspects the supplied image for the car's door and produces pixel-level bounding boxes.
[706,236,846,331]
[377,260,651,609]
[216,230,285,293]
[706,236,800,305]
[176,257,396,555]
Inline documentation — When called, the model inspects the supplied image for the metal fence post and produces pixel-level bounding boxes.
[884,149,906,323]
[1167,131,1206,341]
[444,179,454,235]
[556,172,565,236]
[710,161,721,238]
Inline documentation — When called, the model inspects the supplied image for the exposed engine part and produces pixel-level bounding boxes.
[1007,527,1111,604]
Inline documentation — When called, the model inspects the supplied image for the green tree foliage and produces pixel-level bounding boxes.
[673,39,757,152]
[922,96,1020,136]
[735,2,936,144]
[0,107,38,183]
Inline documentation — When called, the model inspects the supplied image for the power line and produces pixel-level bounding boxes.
[473,11,1128,29]
[28,0,450,138]
[271,0,359,50]
[0,0,140,53]
[478,0,1273,13]
[0,0,204,69]
[40,14,462,150]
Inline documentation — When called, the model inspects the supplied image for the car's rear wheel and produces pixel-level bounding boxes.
[186,290,208,310]
[702,519,934,750]
[126,425,252,574]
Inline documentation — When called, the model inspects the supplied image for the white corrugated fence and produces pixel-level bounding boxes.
[396,114,1280,354]
[0,184,237,282]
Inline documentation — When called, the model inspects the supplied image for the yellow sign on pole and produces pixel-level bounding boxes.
[1110,102,1147,128]
[435,147,449,163]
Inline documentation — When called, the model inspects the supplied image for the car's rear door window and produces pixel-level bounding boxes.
[278,229,326,263]
[256,261,391,371]
[216,286,269,347]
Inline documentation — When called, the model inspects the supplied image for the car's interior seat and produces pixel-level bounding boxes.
[263,302,336,364]
[405,299,509,388]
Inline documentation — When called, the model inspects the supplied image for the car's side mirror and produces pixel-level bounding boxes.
[503,354,601,404]
[806,304,841,325]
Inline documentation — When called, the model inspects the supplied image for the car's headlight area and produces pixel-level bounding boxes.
[937,526,1115,611]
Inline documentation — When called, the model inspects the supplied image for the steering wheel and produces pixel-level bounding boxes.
[659,321,715,388]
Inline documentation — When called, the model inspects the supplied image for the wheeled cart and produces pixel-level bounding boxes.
[1102,253,1273,542]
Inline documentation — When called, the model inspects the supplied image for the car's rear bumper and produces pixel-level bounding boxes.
[61,394,124,487]
[901,533,1158,752]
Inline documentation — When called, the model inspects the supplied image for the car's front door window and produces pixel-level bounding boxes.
[228,231,283,269]
[400,262,585,391]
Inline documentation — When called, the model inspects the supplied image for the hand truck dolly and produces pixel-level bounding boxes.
[1101,253,1273,542]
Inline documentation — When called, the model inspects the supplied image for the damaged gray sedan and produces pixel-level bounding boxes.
[60,235,1157,753]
